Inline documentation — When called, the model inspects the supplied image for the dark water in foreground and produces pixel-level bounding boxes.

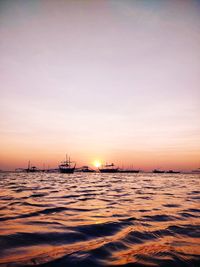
[0,173,199,267]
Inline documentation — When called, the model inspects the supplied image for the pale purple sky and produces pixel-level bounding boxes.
[0,0,200,170]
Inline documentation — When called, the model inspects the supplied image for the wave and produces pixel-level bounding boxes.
[0,172,199,267]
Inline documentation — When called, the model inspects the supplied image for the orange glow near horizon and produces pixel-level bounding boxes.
[93,160,102,168]
[0,145,199,171]
[0,1,200,171]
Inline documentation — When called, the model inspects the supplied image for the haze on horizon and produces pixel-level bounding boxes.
[0,0,200,171]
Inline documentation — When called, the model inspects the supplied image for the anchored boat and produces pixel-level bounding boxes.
[59,155,76,173]
[192,168,200,173]
[166,170,180,174]
[99,163,119,173]
[26,161,40,172]
[80,166,95,172]
[152,169,165,173]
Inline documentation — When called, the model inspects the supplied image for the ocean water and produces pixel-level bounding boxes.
[0,172,199,267]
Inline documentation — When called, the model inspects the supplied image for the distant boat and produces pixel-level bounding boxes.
[152,169,165,173]
[80,166,95,172]
[26,161,40,173]
[26,166,40,172]
[192,168,200,173]
[59,155,76,173]
[99,163,119,173]
[166,170,180,174]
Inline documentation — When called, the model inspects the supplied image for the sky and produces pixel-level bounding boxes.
[0,0,200,171]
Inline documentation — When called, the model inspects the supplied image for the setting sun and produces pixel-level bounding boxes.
[93,160,102,168]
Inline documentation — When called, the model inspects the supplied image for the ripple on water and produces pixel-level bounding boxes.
[0,172,199,267]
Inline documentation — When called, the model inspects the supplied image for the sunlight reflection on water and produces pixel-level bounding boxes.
[0,172,199,266]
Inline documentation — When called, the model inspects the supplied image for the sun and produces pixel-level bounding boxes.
[93,160,102,168]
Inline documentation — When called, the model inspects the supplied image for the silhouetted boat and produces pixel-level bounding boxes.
[26,166,39,172]
[192,168,200,173]
[152,169,165,173]
[99,163,119,173]
[59,155,76,173]
[166,170,180,174]
[80,166,95,172]
[26,161,40,172]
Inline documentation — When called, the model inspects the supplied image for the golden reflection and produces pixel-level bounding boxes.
[0,172,200,266]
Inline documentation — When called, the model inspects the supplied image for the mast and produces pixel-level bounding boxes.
[28,160,30,170]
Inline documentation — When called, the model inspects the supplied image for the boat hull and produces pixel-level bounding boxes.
[59,167,75,173]
[25,168,40,173]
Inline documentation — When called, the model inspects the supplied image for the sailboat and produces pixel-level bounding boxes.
[59,155,76,173]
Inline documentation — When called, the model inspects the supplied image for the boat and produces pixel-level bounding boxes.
[152,169,165,173]
[59,155,76,173]
[99,163,119,173]
[192,168,200,173]
[166,170,180,174]
[80,166,95,172]
[26,161,40,172]
[26,166,40,172]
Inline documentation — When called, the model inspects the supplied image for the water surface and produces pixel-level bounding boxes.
[0,172,199,266]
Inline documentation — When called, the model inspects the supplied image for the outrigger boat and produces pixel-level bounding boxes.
[59,155,76,173]
[99,163,119,173]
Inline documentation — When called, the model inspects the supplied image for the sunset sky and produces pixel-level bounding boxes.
[0,0,200,171]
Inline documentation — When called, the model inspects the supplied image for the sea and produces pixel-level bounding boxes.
[0,172,199,267]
